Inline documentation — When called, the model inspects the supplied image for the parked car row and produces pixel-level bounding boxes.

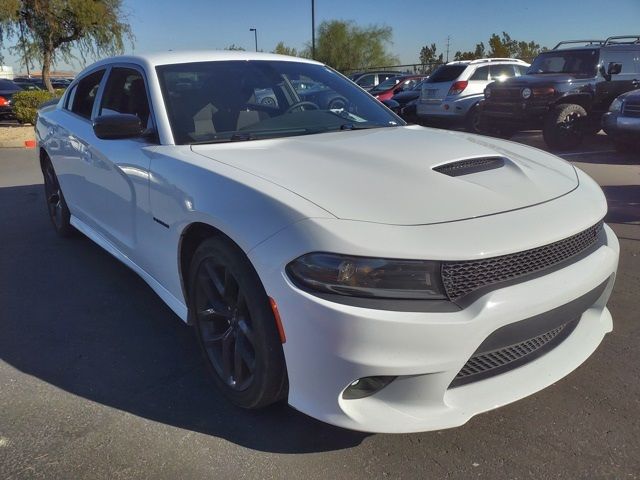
[0,79,21,120]
[14,76,74,90]
[375,36,640,151]
[0,77,72,121]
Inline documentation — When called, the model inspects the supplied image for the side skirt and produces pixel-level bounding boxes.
[70,215,189,322]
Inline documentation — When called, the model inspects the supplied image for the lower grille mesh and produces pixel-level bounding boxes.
[442,222,603,301]
[452,318,578,387]
[458,324,566,379]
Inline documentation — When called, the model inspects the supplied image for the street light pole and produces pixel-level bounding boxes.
[249,28,258,52]
[311,0,316,60]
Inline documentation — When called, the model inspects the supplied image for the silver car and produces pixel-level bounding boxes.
[417,58,529,132]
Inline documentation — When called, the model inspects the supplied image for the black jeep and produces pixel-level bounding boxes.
[479,36,640,149]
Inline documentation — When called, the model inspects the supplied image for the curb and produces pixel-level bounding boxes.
[0,141,31,148]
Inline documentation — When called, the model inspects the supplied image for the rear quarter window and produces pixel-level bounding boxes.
[427,65,467,83]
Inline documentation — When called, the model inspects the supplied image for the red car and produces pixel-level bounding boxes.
[369,75,427,101]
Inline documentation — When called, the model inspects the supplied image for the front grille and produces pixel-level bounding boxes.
[451,318,578,387]
[442,222,603,301]
[623,101,640,118]
[490,88,522,100]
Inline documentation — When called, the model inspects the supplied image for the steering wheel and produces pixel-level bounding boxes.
[285,101,319,114]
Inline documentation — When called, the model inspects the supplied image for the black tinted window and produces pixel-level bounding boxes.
[100,68,151,126]
[71,70,105,119]
[469,66,489,81]
[156,60,402,145]
[427,65,467,83]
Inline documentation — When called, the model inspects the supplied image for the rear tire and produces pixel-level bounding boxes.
[42,157,74,237]
[543,103,587,150]
[188,236,288,409]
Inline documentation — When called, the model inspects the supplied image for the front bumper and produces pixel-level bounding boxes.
[602,111,640,137]
[248,172,618,433]
[480,100,549,128]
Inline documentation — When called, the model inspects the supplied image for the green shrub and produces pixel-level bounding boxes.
[12,88,66,125]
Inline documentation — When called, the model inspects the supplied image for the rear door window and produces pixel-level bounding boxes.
[469,66,489,81]
[490,65,517,81]
[70,69,105,119]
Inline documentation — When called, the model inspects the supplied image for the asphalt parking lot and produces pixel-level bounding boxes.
[0,133,638,479]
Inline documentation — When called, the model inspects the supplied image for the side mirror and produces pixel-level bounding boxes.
[607,62,622,76]
[93,114,144,140]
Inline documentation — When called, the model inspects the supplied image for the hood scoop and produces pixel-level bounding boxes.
[433,156,506,177]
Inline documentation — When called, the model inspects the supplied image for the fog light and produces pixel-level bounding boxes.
[443,104,450,110]
[342,376,397,399]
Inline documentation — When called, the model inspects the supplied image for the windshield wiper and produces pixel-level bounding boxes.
[191,128,310,144]
[339,122,389,130]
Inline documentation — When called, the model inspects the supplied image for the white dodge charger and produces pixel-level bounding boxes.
[36,51,619,433]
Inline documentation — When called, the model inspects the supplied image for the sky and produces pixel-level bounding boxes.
[2,0,640,73]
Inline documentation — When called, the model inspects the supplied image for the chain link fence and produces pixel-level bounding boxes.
[343,62,444,76]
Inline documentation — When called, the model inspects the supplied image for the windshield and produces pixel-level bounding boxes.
[528,49,599,75]
[427,65,466,83]
[157,60,403,144]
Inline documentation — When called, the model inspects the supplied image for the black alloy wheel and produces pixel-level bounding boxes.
[42,158,73,237]
[189,237,287,408]
[195,257,256,391]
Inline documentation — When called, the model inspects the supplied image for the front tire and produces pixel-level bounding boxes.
[543,103,587,150]
[465,105,482,134]
[188,236,287,409]
[42,157,74,237]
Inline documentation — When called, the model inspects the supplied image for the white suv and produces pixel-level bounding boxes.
[417,58,529,132]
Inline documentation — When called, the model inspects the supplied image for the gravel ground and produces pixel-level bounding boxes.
[0,125,35,147]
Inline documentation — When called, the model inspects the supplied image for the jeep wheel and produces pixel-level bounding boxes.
[543,104,587,150]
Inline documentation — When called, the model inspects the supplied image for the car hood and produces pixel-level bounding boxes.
[191,126,578,225]
[497,73,587,87]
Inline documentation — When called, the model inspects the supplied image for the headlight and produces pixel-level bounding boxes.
[609,98,624,112]
[484,87,491,99]
[286,253,447,300]
[521,87,532,99]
